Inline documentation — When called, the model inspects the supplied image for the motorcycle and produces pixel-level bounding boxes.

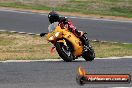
[42,22,95,62]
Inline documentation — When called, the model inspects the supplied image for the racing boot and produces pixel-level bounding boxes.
[74,29,95,59]
[74,30,90,48]
[79,33,94,53]
[74,29,93,51]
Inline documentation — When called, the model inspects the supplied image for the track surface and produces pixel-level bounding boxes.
[0,58,132,88]
[0,9,132,88]
[0,9,132,43]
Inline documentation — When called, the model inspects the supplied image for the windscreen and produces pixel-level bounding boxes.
[48,22,59,32]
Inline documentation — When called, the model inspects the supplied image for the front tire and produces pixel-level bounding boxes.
[55,42,73,62]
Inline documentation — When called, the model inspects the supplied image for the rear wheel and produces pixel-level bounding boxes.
[82,46,95,61]
[55,42,73,62]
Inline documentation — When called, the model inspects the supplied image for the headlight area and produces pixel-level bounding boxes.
[48,32,60,41]
[55,32,60,37]
[49,36,55,41]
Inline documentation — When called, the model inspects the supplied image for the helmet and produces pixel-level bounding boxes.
[48,11,59,24]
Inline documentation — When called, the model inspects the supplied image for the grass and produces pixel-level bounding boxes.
[0,0,132,18]
[0,31,59,61]
[92,41,132,58]
[0,31,132,61]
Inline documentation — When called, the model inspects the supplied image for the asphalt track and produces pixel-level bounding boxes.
[0,58,132,88]
[0,9,132,88]
[0,9,132,43]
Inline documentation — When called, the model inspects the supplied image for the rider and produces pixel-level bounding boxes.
[40,11,89,47]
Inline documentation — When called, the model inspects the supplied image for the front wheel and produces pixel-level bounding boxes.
[55,42,73,62]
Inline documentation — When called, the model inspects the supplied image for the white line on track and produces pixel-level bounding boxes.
[0,9,47,15]
[70,16,132,23]
[0,56,132,63]
[0,9,132,23]
[110,87,132,88]
[1,29,131,44]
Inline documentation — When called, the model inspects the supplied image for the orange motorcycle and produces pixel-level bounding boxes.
[43,22,95,62]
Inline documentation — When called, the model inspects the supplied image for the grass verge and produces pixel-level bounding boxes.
[0,30,132,61]
[0,0,132,18]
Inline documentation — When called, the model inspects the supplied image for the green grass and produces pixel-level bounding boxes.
[0,3,51,10]
[0,31,132,61]
[0,31,59,60]
[92,42,132,58]
[0,0,132,18]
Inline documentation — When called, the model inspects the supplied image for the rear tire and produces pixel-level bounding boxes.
[82,47,95,61]
[55,42,73,62]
